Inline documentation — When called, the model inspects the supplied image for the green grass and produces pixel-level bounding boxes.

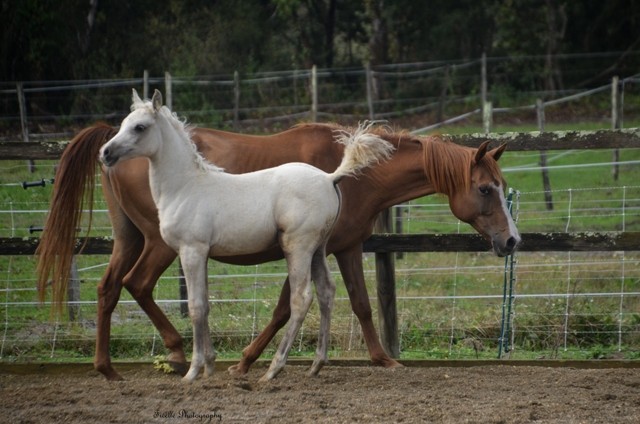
[1,119,640,364]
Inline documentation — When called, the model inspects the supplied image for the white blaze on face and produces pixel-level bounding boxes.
[497,187,521,245]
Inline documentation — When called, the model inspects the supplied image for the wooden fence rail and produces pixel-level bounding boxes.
[2,232,640,256]
[2,128,640,356]
[2,128,640,159]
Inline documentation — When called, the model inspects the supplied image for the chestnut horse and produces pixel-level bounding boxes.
[37,116,519,381]
[98,90,394,381]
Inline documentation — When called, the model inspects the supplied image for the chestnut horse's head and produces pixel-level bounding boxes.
[424,139,520,257]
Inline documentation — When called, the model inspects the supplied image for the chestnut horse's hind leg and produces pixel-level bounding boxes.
[228,279,291,376]
[122,241,187,375]
[335,246,402,368]
[229,244,401,377]
[94,238,143,381]
[309,247,335,377]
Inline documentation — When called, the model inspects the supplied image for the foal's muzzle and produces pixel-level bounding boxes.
[99,147,118,167]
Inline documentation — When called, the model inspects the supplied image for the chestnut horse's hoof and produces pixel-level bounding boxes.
[168,361,189,377]
[373,356,403,369]
[227,363,249,377]
[96,365,124,381]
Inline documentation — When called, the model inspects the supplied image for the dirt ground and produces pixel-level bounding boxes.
[1,361,639,423]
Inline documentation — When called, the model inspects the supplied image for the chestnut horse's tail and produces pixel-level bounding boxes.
[36,123,117,315]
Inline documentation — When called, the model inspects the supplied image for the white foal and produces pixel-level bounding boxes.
[100,89,394,382]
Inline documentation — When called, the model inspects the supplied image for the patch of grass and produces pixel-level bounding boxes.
[1,118,639,363]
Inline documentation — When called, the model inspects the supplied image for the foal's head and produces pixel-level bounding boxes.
[424,139,520,256]
[100,89,173,167]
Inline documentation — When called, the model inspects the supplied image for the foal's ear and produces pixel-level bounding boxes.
[132,89,143,104]
[490,143,507,162]
[151,89,163,111]
[474,140,491,163]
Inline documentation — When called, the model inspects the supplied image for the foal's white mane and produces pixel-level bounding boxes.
[131,96,224,173]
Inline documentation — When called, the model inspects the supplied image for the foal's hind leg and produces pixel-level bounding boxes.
[260,252,314,382]
[309,246,335,377]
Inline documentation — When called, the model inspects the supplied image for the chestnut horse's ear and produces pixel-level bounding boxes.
[152,89,163,111]
[490,143,507,162]
[474,140,491,163]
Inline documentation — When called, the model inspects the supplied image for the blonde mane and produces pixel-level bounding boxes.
[132,98,224,173]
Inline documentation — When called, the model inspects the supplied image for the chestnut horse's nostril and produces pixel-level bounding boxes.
[506,236,518,251]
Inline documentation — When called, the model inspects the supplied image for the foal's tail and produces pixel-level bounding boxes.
[328,121,395,184]
[36,123,117,315]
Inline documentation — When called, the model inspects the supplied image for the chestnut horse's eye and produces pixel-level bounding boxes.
[134,124,146,133]
[479,185,490,196]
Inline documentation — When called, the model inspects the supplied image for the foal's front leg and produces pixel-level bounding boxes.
[180,245,217,382]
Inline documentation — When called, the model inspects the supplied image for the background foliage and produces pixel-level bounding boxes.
[2,0,639,82]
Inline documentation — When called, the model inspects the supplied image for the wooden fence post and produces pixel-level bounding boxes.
[16,82,34,172]
[483,101,493,134]
[67,257,80,321]
[310,65,318,122]
[437,65,450,123]
[143,70,149,99]
[164,72,172,109]
[612,76,621,181]
[375,208,399,358]
[481,52,487,108]
[537,99,553,210]
[233,71,240,130]
[365,62,375,120]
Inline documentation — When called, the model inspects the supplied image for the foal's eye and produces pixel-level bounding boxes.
[479,185,491,196]
[134,124,146,133]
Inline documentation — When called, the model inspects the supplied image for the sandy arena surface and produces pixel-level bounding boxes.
[1,361,640,423]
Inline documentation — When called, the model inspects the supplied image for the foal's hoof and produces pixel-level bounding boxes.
[258,374,273,383]
[258,370,279,383]
[308,360,327,377]
[182,373,198,383]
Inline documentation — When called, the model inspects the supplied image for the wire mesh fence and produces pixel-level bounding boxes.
[1,55,640,363]
[1,178,639,362]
